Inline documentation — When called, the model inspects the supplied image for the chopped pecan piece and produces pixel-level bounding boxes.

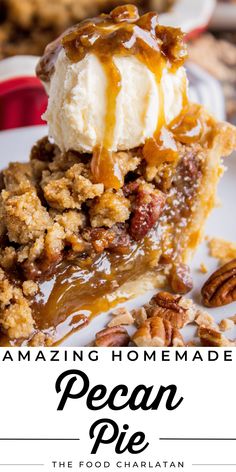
[201,259,236,307]
[145,291,196,329]
[132,316,184,347]
[107,226,131,255]
[129,186,166,241]
[111,4,139,22]
[199,326,231,347]
[95,326,130,347]
[132,307,148,327]
[172,328,185,347]
[208,238,236,265]
[219,318,235,332]
[195,310,217,329]
[169,263,193,294]
[89,228,115,253]
[108,307,134,328]
[199,263,208,274]
[229,314,236,324]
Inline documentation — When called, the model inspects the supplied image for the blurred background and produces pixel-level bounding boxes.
[0,0,236,130]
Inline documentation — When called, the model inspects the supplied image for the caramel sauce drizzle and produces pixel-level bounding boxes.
[91,58,123,189]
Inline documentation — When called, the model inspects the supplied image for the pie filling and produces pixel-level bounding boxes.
[0,5,234,346]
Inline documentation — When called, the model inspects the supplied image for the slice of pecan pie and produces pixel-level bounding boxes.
[0,5,236,346]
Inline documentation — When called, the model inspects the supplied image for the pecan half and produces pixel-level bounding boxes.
[95,326,130,347]
[129,187,166,241]
[169,263,193,295]
[132,316,184,347]
[145,291,196,329]
[201,259,236,307]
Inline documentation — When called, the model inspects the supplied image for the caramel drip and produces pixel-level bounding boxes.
[91,146,123,190]
[142,75,178,167]
[143,68,192,167]
[91,57,123,189]
[102,58,121,151]
[170,103,214,145]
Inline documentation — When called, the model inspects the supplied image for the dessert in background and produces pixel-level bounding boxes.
[195,0,236,123]
[149,0,175,12]
[0,0,141,58]
[189,34,236,123]
[0,0,174,58]
[0,5,235,347]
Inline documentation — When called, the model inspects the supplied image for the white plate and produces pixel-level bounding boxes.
[0,56,39,82]
[0,124,235,346]
[187,62,225,121]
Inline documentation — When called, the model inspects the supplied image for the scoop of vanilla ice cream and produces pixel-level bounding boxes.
[43,49,187,153]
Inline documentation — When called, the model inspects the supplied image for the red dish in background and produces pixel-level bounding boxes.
[0,76,47,130]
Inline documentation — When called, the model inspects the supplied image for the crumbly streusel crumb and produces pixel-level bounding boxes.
[22,281,39,298]
[208,237,236,264]
[90,191,130,228]
[0,287,35,340]
[29,332,53,347]
[42,163,104,211]
[199,263,208,274]
[2,189,51,244]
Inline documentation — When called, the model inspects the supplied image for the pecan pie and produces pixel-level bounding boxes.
[0,5,236,346]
